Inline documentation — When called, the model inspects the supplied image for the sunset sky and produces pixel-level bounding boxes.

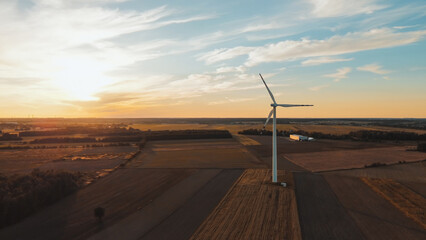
[1,0,425,118]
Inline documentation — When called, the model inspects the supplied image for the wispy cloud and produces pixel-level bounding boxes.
[198,28,426,67]
[324,67,351,82]
[216,66,246,73]
[308,0,387,18]
[301,57,353,66]
[208,97,255,105]
[245,28,426,66]
[0,1,213,102]
[197,47,254,65]
[309,84,329,91]
[241,22,283,33]
[393,25,417,30]
[100,72,267,104]
[357,64,390,75]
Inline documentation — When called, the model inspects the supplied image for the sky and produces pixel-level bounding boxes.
[0,0,425,118]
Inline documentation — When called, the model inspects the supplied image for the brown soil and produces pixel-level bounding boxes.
[323,161,426,183]
[361,177,426,229]
[140,169,243,240]
[127,139,266,169]
[0,168,195,240]
[246,135,400,158]
[293,172,365,240]
[190,169,301,240]
[325,174,426,240]
[0,148,82,174]
[284,146,426,172]
[0,146,139,175]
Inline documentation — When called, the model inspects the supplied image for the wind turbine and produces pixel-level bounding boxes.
[259,73,313,183]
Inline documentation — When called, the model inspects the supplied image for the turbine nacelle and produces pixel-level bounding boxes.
[271,103,314,107]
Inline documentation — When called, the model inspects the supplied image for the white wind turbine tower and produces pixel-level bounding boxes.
[259,73,313,183]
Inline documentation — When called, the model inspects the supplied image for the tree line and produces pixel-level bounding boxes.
[28,130,232,144]
[238,129,426,141]
[0,169,83,228]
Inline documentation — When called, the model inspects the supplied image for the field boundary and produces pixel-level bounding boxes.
[317,159,426,173]
[361,177,426,229]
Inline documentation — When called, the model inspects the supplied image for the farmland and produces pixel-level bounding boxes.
[325,174,426,240]
[283,146,426,172]
[361,178,426,229]
[0,146,138,176]
[131,122,426,135]
[190,169,301,240]
[1,119,426,239]
[127,139,266,169]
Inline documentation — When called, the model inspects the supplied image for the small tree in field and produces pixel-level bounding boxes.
[94,207,105,223]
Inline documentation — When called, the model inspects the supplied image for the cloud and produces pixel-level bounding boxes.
[0,1,213,102]
[393,25,417,30]
[216,66,246,73]
[309,84,329,91]
[208,97,255,105]
[246,28,426,66]
[357,63,390,74]
[241,22,283,33]
[35,0,130,7]
[324,67,351,82]
[245,33,292,42]
[198,28,426,66]
[301,57,353,66]
[308,0,387,18]
[197,47,254,65]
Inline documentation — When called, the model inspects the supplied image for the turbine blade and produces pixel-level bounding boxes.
[259,73,276,104]
[264,109,274,128]
[276,104,313,107]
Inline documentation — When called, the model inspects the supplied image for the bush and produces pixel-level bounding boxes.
[94,207,105,223]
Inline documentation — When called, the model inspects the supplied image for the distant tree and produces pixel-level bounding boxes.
[94,207,105,223]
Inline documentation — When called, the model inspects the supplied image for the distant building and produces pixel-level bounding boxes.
[289,134,309,141]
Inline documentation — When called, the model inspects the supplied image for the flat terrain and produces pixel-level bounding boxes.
[294,172,365,240]
[324,161,426,182]
[131,123,426,135]
[2,121,425,240]
[127,138,266,169]
[0,148,81,174]
[324,161,426,197]
[284,146,426,172]
[361,178,426,229]
[0,146,138,175]
[190,169,301,240]
[247,135,405,156]
[0,168,195,240]
[90,169,243,240]
[140,169,243,240]
[243,135,405,171]
[325,174,426,240]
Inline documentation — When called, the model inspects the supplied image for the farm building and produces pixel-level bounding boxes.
[289,134,309,141]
